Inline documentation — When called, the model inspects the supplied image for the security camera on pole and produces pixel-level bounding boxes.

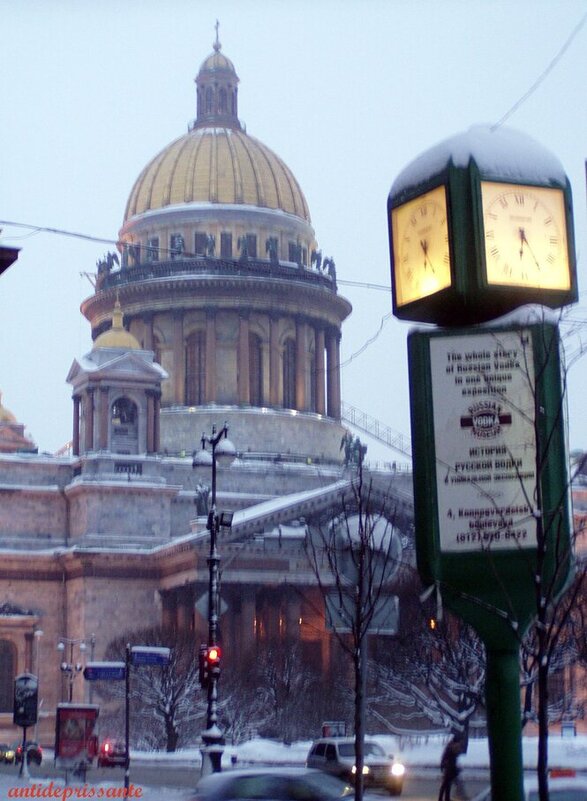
[387,125,578,801]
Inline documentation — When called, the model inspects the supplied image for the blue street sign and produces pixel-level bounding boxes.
[83,662,126,681]
[130,646,170,667]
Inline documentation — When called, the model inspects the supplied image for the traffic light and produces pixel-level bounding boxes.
[198,644,222,688]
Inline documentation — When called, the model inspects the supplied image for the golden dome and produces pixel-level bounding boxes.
[124,128,311,223]
[124,36,310,225]
[93,300,141,350]
[0,391,16,423]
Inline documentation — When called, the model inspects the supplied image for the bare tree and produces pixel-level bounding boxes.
[101,626,205,751]
[305,448,403,801]
[371,587,485,739]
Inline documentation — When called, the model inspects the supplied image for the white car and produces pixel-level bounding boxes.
[471,773,587,800]
[306,737,405,795]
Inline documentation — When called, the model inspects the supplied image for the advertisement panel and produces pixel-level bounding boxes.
[13,673,38,728]
[55,704,99,768]
[430,329,537,552]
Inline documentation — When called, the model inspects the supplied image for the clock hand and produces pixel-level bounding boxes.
[419,239,435,273]
[518,228,540,269]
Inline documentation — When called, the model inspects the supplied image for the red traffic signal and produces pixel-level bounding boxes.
[199,644,222,688]
[206,646,221,665]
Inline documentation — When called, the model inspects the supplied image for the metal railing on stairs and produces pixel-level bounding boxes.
[341,402,412,461]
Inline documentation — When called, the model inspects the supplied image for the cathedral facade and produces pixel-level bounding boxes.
[0,36,410,745]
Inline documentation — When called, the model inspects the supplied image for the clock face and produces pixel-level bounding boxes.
[481,182,570,290]
[391,185,452,307]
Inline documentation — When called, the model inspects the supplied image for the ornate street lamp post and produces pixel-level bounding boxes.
[57,635,96,702]
[192,423,236,775]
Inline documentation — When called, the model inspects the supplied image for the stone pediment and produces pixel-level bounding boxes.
[67,349,167,388]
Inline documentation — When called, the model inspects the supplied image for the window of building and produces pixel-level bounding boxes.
[0,640,16,712]
[249,334,263,406]
[220,233,233,259]
[205,87,213,114]
[219,87,227,113]
[185,331,207,405]
[246,234,257,259]
[146,237,159,262]
[194,233,208,256]
[283,339,296,410]
[112,397,137,426]
[170,234,185,260]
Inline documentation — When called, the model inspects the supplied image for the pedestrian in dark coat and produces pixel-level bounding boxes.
[438,736,463,801]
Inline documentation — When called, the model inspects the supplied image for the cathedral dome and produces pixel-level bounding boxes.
[0,391,16,423]
[124,128,310,223]
[123,32,310,225]
[93,299,140,351]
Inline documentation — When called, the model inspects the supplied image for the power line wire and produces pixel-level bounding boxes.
[492,10,587,129]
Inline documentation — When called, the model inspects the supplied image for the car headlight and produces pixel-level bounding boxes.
[391,762,405,777]
[351,765,370,775]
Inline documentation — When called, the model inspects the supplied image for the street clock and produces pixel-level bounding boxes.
[388,126,577,325]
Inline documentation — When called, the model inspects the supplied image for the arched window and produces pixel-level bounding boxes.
[0,640,16,712]
[205,87,213,114]
[111,398,136,426]
[249,334,263,406]
[111,397,139,454]
[185,331,207,405]
[219,87,227,113]
[283,339,296,410]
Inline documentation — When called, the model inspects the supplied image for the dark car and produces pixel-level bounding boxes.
[192,767,353,801]
[0,743,13,763]
[97,738,126,767]
[14,741,42,766]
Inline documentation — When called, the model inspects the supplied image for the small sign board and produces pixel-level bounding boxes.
[83,661,126,681]
[130,646,170,667]
[325,591,399,635]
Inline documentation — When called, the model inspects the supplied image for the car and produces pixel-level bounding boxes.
[306,736,405,795]
[97,738,126,768]
[191,767,353,801]
[14,741,42,766]
[470,772,587,800]
[0,743,14,763]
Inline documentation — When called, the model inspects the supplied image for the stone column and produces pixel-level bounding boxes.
[85,389,95,452]
[315,327,326,415]
[154,394,161,453]
[269,315,280,407]
[142,313,154,351]
[173,312,185,404]
[205,309,216,403]
[326,329,342,420]
[238,313,250,404]
[295,318,307,411]
[72,396,80,456]
[147,392,155,454]
[99,387,109,450]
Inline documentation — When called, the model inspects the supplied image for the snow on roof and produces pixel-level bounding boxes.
[408,304,561,337]
[391,125,567,197]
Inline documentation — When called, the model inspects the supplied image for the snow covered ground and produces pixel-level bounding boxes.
[1,734,586,800]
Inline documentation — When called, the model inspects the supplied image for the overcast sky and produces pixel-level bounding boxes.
[1,0,586,464]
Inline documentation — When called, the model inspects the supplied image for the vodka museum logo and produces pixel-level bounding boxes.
[460,400,512,439]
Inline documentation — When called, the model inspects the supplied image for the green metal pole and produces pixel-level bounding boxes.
[485,647,524,801]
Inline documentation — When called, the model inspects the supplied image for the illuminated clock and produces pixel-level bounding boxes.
[481,182,570,291]
[390,184,452,309]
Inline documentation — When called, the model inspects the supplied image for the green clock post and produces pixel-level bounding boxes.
[387,125,578,801]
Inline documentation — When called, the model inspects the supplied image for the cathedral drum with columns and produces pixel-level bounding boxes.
[82,32,351,464]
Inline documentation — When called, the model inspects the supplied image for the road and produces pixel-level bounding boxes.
[0,760,489,800]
